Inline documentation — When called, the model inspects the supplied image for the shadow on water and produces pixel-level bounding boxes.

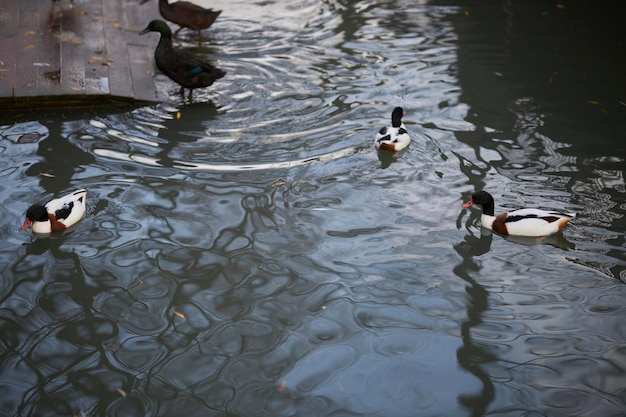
[25,122,95,195]
[9,237,127,417]
[453,230,495,416]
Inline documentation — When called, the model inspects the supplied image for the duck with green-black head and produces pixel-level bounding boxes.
[139,19,226,100]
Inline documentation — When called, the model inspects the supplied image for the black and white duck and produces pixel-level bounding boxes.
[375,107,411,152]
[463,191,575,237]
[21,189,87,234]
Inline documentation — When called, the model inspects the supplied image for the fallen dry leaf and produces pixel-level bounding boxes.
[56,31,84,45]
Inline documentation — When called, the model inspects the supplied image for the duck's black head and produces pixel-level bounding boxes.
[139,20,173,37]
[464,191,495,216]
[391,107,405,128]
[25,204,49,222]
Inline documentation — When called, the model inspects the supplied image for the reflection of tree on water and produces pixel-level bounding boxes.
[453,230,495,416]
[12,238,126,417]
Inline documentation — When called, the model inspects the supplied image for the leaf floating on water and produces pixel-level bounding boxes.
[279,381,287,392]
[272,180,286,187]
[587,100,599,105]
[174,311,186,319]
[556,3,566,9]
[39,173,56,178]
[176,112,181,120]
[116,388,127,398]
[26,31,36,37]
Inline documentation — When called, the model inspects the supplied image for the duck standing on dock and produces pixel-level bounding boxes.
[462,190,575,237]
[140,0,221,39]
[21,189,87,234]
[139,19,226,100]
[375,107,411,152]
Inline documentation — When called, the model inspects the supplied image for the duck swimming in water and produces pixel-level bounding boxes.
[21,189,87,234]
[463,190,575,237]
[139,19,226,100]
[375,107,410,152]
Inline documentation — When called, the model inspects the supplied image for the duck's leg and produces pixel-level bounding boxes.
[173,26,182,38]
[188,89,193,101]
[179,86,185,96]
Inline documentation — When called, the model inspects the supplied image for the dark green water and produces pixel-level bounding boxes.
[1,1,625,416]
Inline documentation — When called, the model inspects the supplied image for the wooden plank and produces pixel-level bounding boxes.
[101,0,136,101]
[0,1,18,99]
[15,0,46,98]
[126,0,170,103]
[59,2,88,97]
[83,3,110,97]
[128,43,160,102]
[71,0,110,97]
[0,0,164,108]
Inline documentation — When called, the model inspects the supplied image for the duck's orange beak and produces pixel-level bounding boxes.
[462,197,474,208]
[21,218,33,230]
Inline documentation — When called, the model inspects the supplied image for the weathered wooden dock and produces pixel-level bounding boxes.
[0,0,165,109]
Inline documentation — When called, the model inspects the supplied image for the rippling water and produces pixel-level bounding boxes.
[1,0,625,416]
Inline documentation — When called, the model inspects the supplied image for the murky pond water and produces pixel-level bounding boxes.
[1,1,625,416]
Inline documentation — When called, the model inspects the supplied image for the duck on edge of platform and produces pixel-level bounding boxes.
[139,19,226,100]
[462,190,575,237]
[140,0,221,39]
[21,189,87,234]
[375,107,411,152]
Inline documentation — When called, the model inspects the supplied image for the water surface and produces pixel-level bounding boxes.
[1,1,625,416]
